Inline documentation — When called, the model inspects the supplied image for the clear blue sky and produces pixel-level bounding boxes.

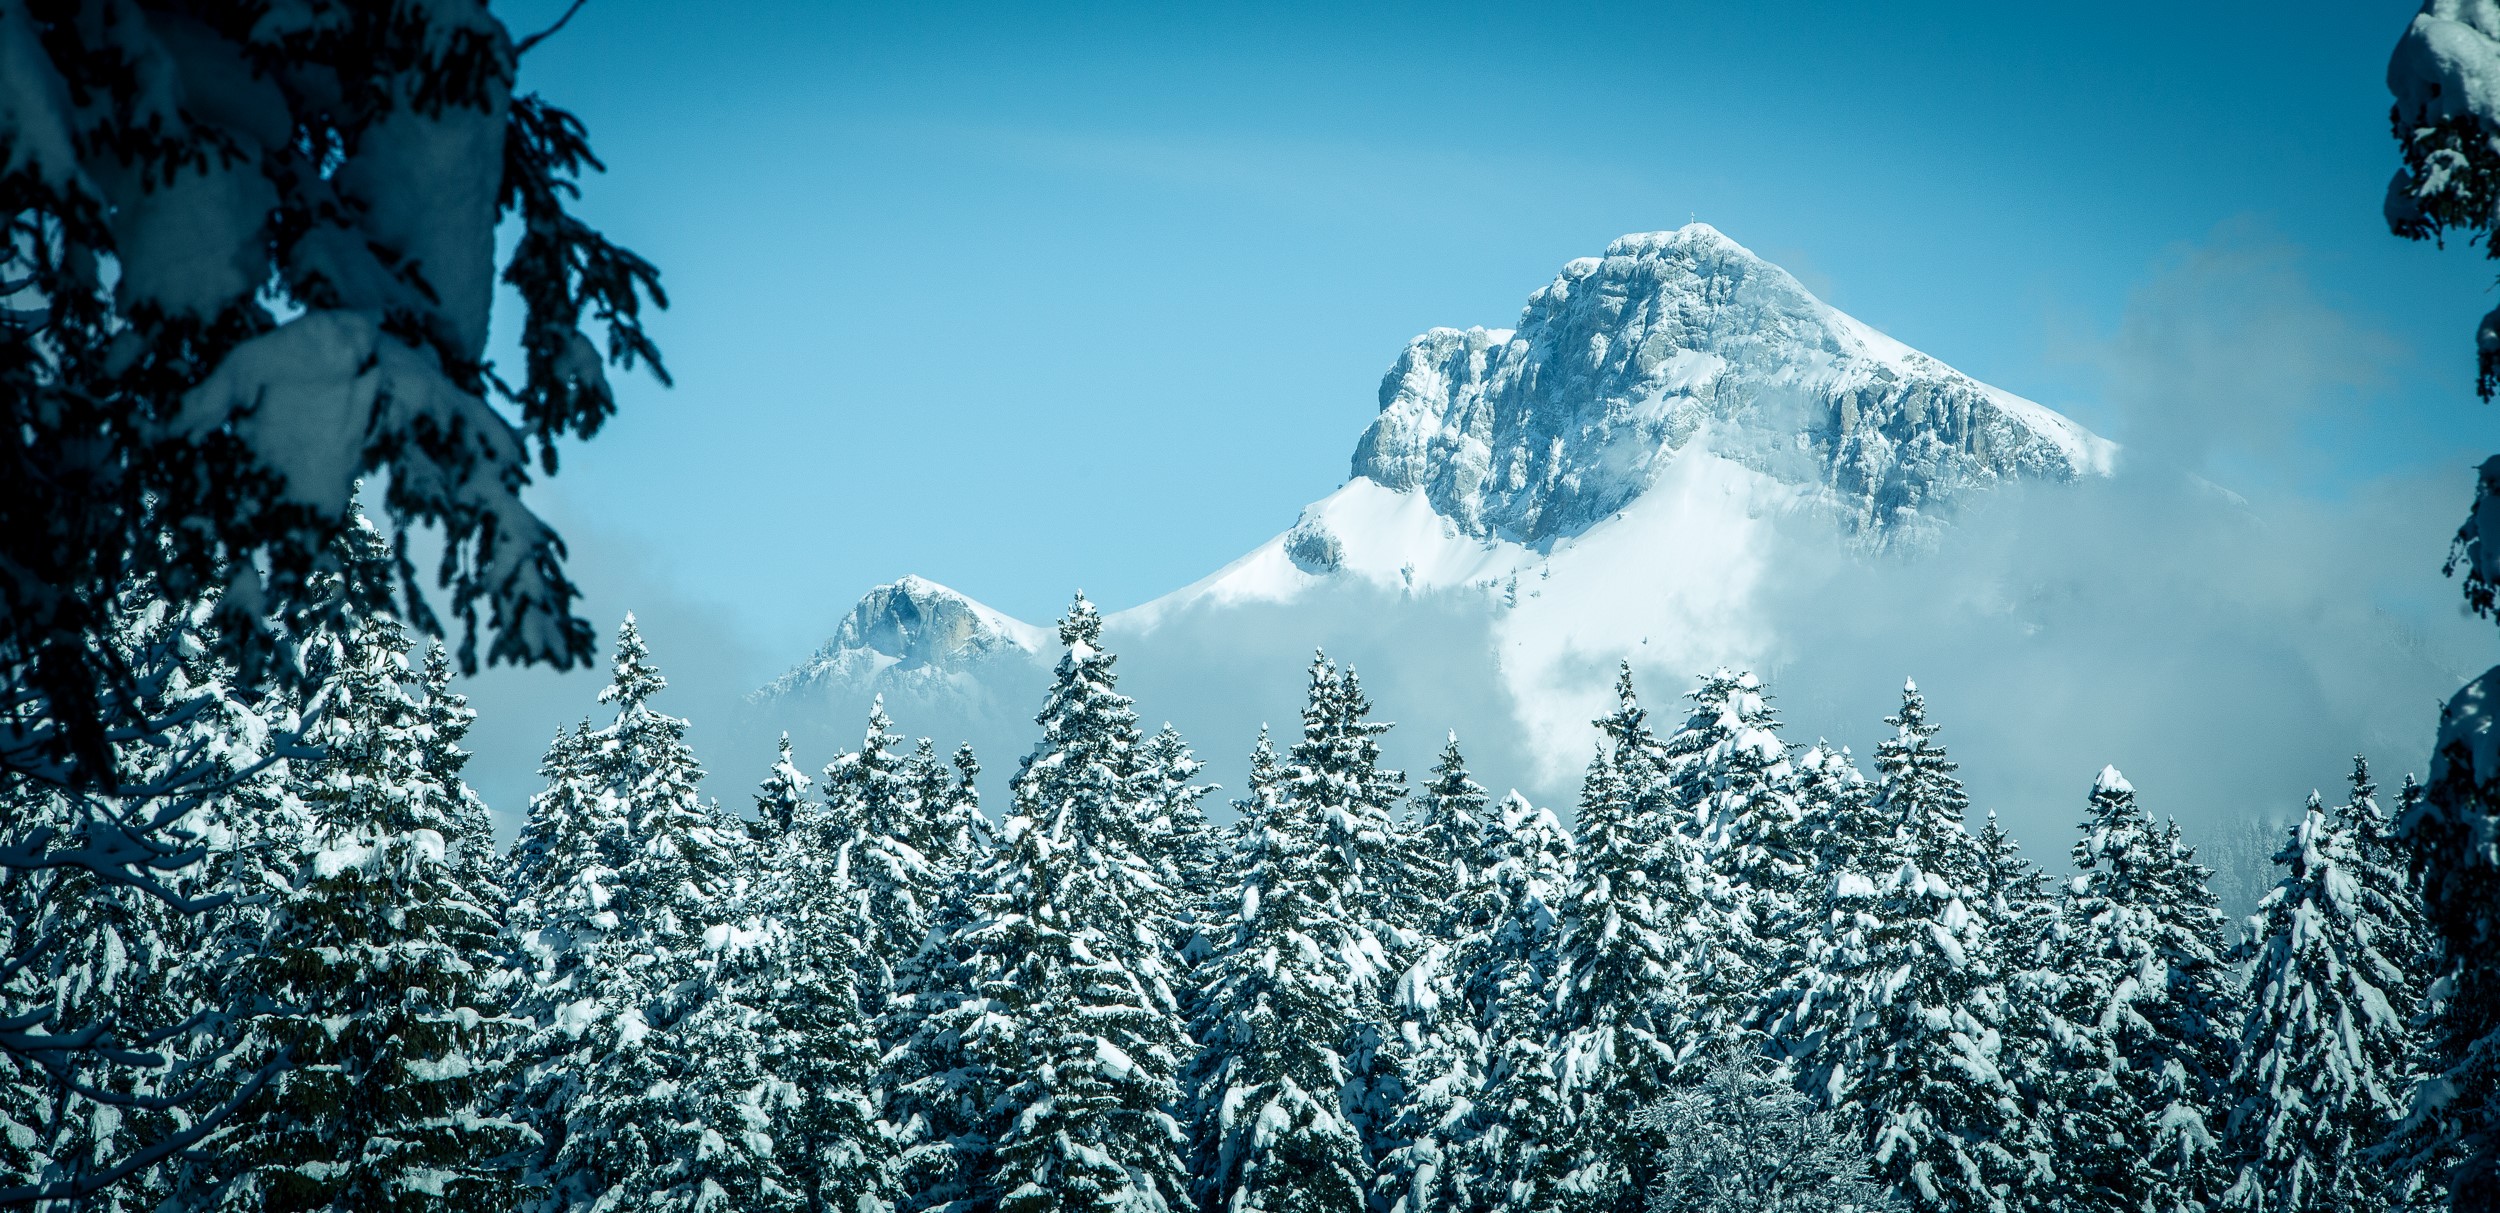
[453,0,2500,816]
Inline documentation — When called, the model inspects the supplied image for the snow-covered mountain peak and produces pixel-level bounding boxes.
[750,575,1047,706]
[754,226,2116,765]
[1350,222,2113,545]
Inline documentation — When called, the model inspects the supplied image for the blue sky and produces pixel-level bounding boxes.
[453,0,2500,821]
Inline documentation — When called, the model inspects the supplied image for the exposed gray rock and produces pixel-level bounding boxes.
[1349,224,2107,546]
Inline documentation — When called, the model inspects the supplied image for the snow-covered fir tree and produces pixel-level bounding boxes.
[216,584,529,1210]
[1185,724,1371,1213]
[520,616,798,1213]
[1277,655,1413,1171]
[1139,725,1221,893]
[1776,681,2022,1213]
[1138,724,1223,964]
[2048,766,2237,1213]
[506,716,622,1041]
[1973,810,2061,1204]
[754,734,814,842]
[1374,736,1500,1213]
[0,797,199,1209]
[1406,734,1498,926]
[877,747,997,1211]
[1661,669,1809,1061]
[2223,759,2433,1213]
[902,738,995,894]
[950,815,1191,1213]
[1637,1042,1897,1213]
[1592,664,1669,797]
[892,596,1193,1213]
[1792,742,1882,878]
[1389,788,1574,1213]
[1541,739,1698,1213]
[823,699,944,994]
[0,580,300,1210]
[946,744,997,878]
[410,642,496,867]
[750,772,899,1213]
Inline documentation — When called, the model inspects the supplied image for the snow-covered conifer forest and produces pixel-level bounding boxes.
[8,2,2500,1212]
[0,562,2465,1213]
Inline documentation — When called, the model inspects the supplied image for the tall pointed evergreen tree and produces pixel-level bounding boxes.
[1139,725,1220,888]
[523,616,798,1213]
[1974,810,2060,1205]
[1388,789,1575,1213]
[2048,766,2236,1213]
[220,582,529,1210]
[904,738,995,893]
[2223,760,2432,1213]
[754,734,814,843]
[418,641,503,892]
[751,748,899,1213]
[1186,722,1371,1213]
[893,596,1192,1213]
[1542,742,1697,1213]
[824,699,943,994]
[1592,664,1669,805]
[1663,669,1809,1060]
[1375,736,1500,1213]
[1780,681,2021,1213]
[1408,734,1498,924]
[1449,794,1575,1213]
[1282,656,1413,1171]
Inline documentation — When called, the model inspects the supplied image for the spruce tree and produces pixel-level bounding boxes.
[751,758,899,1213]
[877,743,994,1210]
[946,744,996,877]
[418,642,504,891]
[2049,766,2236,1213]
[1374,737,1501,1213]
[2223,760,2432,1213]
[1593,664,1670,801]
[754,734,814,843]
[824,700,942,994]
[523,616,798,1213]
[507,718,624,1049]
[1281,655,1414,1172]
[0,581,298,1211]
[221,596,529,1210]
[1543,743,1697,1213]
[903,738,995,891]
[1782,682,2021,1213]
[1637,1043,1896,1213]
[1973,811,2061,1205]
[1793,742,1884,879]
[1869,681,1982,889]
[1186,725,1371,1213]
[894,596,1192,1213]
[1664,669,1810,1059]
[1408,734,1498,923]
[0,808,198,1210]
[1435,794,1575,1213]
[1140,725,1222,894]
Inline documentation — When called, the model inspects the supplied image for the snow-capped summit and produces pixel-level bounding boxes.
[752,575,1047,706]
[752,225,2117,793]
[1351,223,2111,546]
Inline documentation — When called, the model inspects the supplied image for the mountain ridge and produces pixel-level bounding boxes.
[749,224,2113,774]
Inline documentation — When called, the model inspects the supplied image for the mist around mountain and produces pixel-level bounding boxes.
[740,225,2478,862]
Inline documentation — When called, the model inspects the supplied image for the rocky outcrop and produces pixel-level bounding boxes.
[1349,224,2110,545]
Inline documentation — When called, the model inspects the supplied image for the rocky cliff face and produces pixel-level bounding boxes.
[1349,224,2110,545]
